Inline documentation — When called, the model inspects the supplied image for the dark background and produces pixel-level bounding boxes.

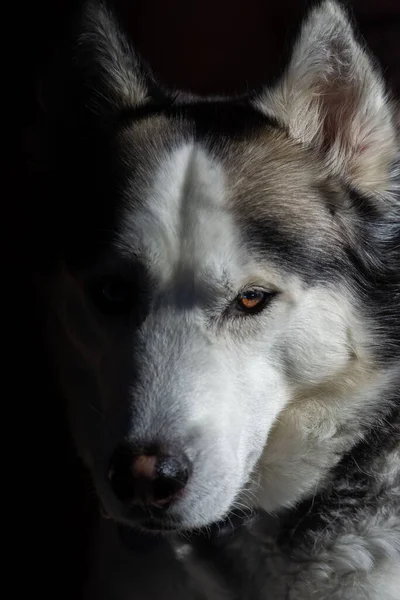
[8,1,399,597]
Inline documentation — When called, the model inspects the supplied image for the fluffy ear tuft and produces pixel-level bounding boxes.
[44,0,156,128]
[77,0,150,114]
[256,1,398,195]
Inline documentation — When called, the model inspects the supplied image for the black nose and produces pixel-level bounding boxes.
[109,444,191,508]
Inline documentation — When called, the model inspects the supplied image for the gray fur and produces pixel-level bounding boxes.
[44,1,400,598]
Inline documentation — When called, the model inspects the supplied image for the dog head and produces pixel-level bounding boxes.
[46,0,399,531]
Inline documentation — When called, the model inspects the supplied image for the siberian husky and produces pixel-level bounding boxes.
[42,1,399,598]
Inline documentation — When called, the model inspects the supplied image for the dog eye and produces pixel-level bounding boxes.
[90,277,134,315]
[236,290,273,314]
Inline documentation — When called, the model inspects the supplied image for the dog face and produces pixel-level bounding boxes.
[47,1,399,531]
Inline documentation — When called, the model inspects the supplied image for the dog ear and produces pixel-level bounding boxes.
[75,0,152,114]
[43,0,157,129]
[256,1,398,196]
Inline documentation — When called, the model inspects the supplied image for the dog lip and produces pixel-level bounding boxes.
[125,506,181,532]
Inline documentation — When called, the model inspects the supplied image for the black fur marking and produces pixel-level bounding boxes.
[279,400,400,550]
[340,186,400,362]
[242,218,346,284]
[117,100,283,140]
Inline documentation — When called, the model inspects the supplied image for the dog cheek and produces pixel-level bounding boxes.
[235,356,288,467]
[281,309,351,387]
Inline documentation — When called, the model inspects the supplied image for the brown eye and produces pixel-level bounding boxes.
[90,277,133,315]
[237,290,272,314]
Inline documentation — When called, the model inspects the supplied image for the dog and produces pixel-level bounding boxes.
[42,0,399,597]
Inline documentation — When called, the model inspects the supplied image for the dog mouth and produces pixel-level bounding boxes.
[117,511,256,552]
[141,508,255,536]
[100,499,182,532]
[100,489,255,535]
[101,499,255,533]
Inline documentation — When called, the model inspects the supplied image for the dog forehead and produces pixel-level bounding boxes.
[114,113,336,284]
[116,135,243,284]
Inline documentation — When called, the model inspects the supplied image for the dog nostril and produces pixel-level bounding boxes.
[109,444,191,508]
[152,455,190,506]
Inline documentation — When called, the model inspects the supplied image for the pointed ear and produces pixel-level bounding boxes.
[256,1,398,195]
[77,0,151,113]
[44,0,157,128]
